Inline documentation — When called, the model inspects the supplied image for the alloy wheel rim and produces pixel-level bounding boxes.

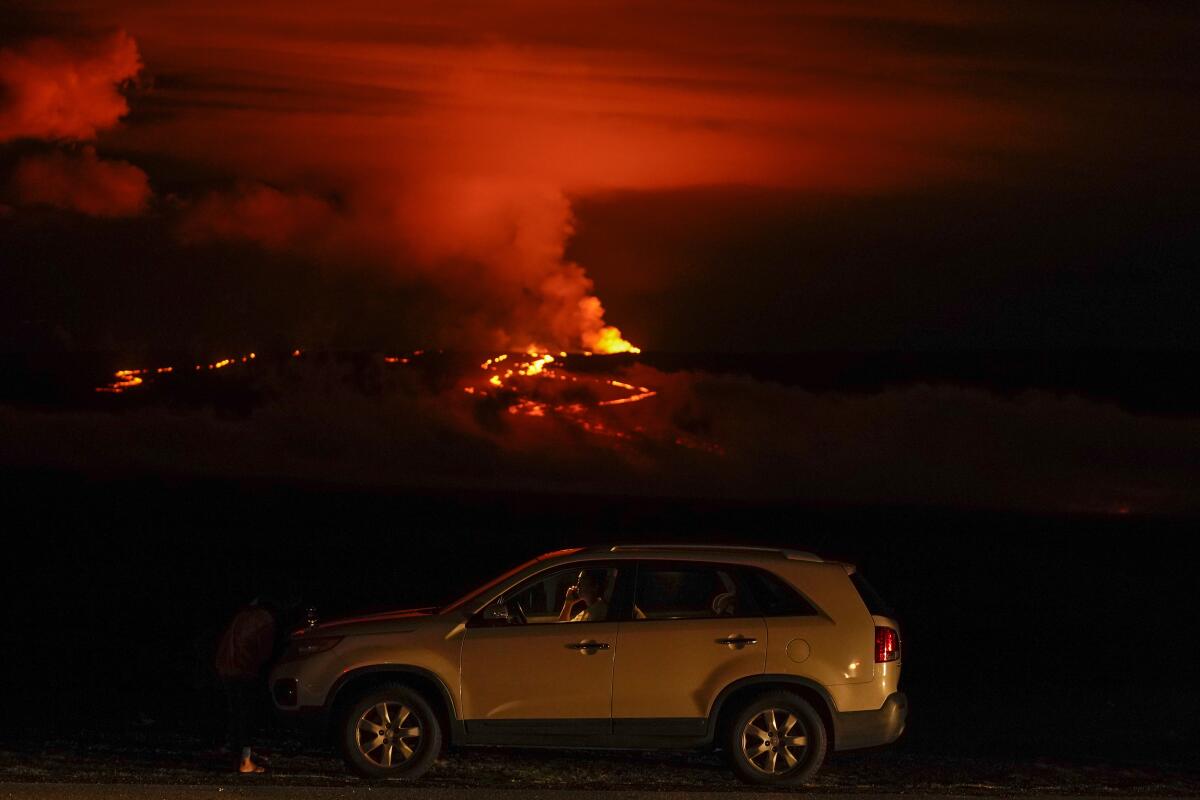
[741,707,807,775]
[356,702,421,767]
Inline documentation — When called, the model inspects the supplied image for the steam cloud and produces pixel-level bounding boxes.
[178,179,637,352]
[1,30,150,218]
[0,30,140,142]
[10,146,150,217]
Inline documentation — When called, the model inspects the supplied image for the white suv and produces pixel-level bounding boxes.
[271,545,906,786]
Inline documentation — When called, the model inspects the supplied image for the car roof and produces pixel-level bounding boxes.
[575,544,825,563]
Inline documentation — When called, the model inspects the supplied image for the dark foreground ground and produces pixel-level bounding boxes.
[3,789,1199,800]
[2,736,1199,796]
[1,470,1197,795]
[6,789,1192,800]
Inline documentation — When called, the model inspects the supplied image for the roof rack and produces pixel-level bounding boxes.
[607,544,823,563]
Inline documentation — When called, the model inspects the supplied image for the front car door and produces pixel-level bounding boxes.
[611,560,766,737]
[459,560,631,740]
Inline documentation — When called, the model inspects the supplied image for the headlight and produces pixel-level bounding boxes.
[294,636,342,657]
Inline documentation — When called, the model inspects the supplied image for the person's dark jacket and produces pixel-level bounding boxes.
[215,604,276,681]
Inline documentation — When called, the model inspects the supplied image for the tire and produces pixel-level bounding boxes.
[339,683,442,780]
[726,690,827,786]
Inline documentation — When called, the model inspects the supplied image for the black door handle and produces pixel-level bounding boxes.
[566,641,610,651]
[716,636,758,646]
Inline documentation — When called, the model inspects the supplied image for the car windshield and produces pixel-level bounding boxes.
[439,548,584,615]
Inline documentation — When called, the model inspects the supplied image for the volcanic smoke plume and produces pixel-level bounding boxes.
[0,30,140,143]
[9,146,149,217]
[0,23,640,352]
[179,180,639,354]
[1,30,151,218]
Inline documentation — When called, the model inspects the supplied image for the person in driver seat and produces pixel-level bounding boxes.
[558,570,608,622]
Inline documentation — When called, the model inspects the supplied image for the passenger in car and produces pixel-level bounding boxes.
[558,571,608,622]
[712,590,737,616]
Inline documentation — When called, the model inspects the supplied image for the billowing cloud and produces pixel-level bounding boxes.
[9,146,150,217]
[0,30,141,143]
[178,183,337,250]
[178,179,637,351]
[1,30,149,218]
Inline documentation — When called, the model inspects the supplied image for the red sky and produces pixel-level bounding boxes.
[1,1,1196,352]
[74,2,1034,192]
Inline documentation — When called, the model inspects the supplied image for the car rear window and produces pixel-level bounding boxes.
[741,568,819,617]
[849,572,895,618]
[634,563,744,620]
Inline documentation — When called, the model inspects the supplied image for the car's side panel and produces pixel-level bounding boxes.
[826,679,899,714]
[764,561,875,687]
[611,616,766,719]
[272,621,464,712]
[460,621,620,722]
[826,615,902,713]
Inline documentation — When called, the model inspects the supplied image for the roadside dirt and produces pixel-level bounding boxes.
[1,732,1196,795]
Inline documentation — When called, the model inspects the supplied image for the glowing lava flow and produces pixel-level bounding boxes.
[92,345,721,454]
[383,349,424,365]
[96,352,256,393]
[467,349,722,454]
[469,346,658,441]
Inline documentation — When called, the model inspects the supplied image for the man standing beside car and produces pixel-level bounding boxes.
[215,597,278,774]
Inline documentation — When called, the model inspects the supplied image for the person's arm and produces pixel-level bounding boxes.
[558,585,580,621]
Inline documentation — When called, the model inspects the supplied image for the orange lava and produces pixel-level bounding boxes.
[92,344,722,455]
[96,351,256,393]
[468,346,666,443]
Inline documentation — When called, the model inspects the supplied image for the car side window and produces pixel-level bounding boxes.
[632,562,744,620]
[503,564,624,624]
[741,567,820,617]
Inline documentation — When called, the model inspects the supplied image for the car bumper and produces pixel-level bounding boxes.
[832,691,907,751]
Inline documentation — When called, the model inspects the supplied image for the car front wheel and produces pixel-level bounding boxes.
[340,684,441,780]
[727,690,827,786]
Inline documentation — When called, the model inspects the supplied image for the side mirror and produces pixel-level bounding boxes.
[480,599,511,624]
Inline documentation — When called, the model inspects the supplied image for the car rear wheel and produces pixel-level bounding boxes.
[726,691,827,786]
[340,684,441,780]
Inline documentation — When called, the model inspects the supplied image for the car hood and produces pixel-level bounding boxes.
[299,606,445,637]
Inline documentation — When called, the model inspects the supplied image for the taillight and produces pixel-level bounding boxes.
[875,626,900,662]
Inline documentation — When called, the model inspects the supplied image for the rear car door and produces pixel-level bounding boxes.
[459,561,629,738]
[611,561,766,736]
